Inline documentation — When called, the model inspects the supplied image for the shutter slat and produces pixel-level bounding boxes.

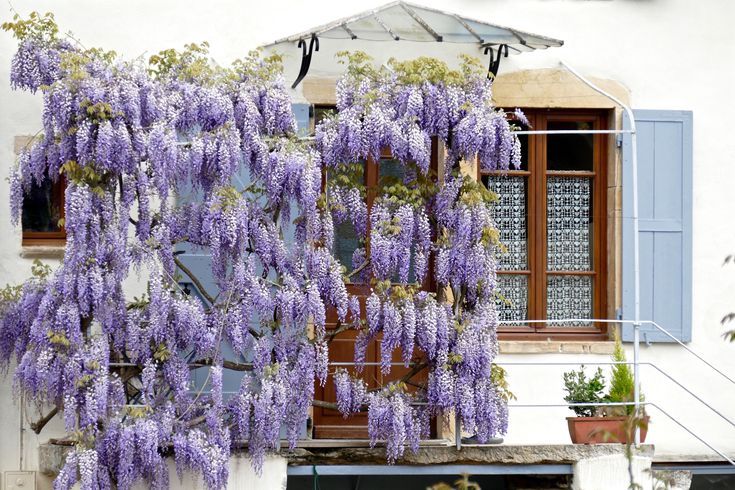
[622,110,693,342]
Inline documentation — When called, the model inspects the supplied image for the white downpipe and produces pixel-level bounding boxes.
[557,61,641,444]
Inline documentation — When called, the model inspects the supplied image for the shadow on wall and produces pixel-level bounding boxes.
[287,474,572,490]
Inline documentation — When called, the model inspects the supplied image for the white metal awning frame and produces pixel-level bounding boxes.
[262,0,564,87]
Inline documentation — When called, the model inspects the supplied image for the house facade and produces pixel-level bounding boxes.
[0,0,734,488]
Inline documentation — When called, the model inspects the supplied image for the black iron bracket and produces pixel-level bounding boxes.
[484,44,508,79]
[292,34,319,89]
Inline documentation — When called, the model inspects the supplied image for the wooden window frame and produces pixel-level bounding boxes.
[21,176,67,247]
[481,109,609,340]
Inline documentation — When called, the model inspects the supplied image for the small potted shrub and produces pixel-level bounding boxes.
[563,365,609,443]
[563,333,649,444]
[602,332,649,442]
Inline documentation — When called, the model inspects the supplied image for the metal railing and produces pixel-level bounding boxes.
[489,318,735,465]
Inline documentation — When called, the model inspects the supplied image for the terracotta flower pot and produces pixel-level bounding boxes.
[566,416,649,444]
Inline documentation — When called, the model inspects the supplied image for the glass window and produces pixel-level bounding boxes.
[483,110,607,337]
[546,120,594,171]
[21,176,66,243]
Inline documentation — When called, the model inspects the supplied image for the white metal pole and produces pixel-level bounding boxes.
[558,61,641,444]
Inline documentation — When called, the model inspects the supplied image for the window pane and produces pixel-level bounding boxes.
[546,121,594,171]
[484,175,528,270]
[379,158,405,183]
[22,180,63,233]
[332,163,365,274]
[546,275,592,325]
[334,220,361,273]
[546,177,592,271]
[496,274,528,322]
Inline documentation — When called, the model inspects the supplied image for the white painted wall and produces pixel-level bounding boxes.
[1,0,734,482]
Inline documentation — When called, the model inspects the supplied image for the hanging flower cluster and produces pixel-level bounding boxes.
[320,52,519,461]
[1,13,518,490]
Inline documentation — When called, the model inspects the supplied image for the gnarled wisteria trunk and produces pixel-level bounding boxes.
[1,14,520,490]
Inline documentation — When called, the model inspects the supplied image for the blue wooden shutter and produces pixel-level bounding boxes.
[622,110,693,342]
[292,103,311,137]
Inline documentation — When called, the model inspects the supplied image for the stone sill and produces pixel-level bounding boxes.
[500,340,616,355]
[20,246,65,260]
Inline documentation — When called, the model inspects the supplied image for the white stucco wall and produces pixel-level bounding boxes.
[1,0,734,482]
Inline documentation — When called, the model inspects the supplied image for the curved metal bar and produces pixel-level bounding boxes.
[291,35,319,89]
[484,44,508,78]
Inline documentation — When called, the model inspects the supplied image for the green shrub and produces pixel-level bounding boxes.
[606,331,642,416]
[563,366,606,417]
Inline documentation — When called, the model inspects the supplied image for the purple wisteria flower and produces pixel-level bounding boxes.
[1,16,514,489]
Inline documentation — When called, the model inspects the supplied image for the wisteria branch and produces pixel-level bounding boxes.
[29,406,59,434]
[346,259,370,280]
[173,256,216,305]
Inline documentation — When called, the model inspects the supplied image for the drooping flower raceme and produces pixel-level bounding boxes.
[1,15,518,489]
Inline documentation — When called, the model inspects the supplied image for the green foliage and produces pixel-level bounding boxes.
[390,54,484,86]
[328,160,366,200]
[458,173,498,207]
[491,365,516,402]
[80,99,116,122]
[2,11,58,42]
[0,260,52,304]
[336,50,377,79]
[607,331,638,415]
[563,365,606,417]
[336,51,484,88]
[124,405,153,419]
[213,185,243,211]
[148,41,215,81]
[233,50,285,83]
[334,51,486,114]
[153,343,172,362]
[60,160,111,197]
[47,330,70,348]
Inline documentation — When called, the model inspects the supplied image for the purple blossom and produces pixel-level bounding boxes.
[1,26,511,489]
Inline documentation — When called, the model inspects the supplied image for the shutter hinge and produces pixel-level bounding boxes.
[615,133,623,148]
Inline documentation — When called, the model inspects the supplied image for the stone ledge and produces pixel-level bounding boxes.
[39,442,655,476]
[500,341,615,355]
[284,444,654,466]
[20,246,65,259]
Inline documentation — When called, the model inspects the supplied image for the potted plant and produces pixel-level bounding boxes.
[563,333,649,444]
[602,332,650,442]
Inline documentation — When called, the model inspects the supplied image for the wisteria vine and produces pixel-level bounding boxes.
[2,13,519,490]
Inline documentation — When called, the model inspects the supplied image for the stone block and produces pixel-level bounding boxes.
[572,454,652,490]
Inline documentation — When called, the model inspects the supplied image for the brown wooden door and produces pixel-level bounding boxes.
[313,146,436,439]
